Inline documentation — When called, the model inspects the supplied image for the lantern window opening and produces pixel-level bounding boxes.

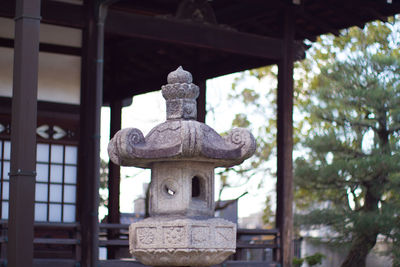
[191,175,205,201]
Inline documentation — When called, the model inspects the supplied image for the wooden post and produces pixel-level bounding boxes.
[78,0,107,265]
[196,79,207,123]
[276,7,295,267]
[8,0,41,266]
[107,99,122,259]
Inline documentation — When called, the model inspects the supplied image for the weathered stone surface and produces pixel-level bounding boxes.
[108,67,256,266]
[130,217,236,266]
[163,66,199,120]
[108,120,256,168]
[150,161,214,217]
[108,66,256,169]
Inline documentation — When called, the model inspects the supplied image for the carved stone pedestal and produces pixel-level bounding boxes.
[130,217,236,266]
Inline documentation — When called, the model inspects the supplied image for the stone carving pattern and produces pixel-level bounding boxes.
[130,218,236,266]
[225,128,257,159]
[192,226,209,245]
[162,67,199,120]
[215,226,234,245]
[163,226,185,245]
[137,227,157,245]
[167,66,193,84]
[108,127,145,165]
[133,248,235,267]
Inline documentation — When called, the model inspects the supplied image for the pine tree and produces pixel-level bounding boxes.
[223,18,400,265]
[295,51,400,266]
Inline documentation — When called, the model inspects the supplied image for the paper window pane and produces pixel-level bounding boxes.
[63,204,76,222]
[49,204,62,222]
[49,184,62,202]
[2,181,9,200]
[65,146,77,164]
[36,163,49,182]
[35,203,47,221]
[2,161,9,180]
[37,143,49,162]
[64,185,76,203]
[2,201,8,219]
[64,166,77,184]
[50,144,63,163]
[35,183,48,202]
[50,164,63,183]
[4,141,10,160]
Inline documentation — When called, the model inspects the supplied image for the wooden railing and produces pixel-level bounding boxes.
[0,220,81,266]
[98,223,281,266]
[0,221,280,266]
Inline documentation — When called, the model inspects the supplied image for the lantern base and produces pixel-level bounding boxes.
[129,217,236,266]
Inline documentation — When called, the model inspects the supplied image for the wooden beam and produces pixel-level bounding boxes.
[295,9,340,36]
[8,0,41,266]
[215,1,283,26]
[102,56,275,103]
[276,7,295,267]
[361,7,388,22]
[105,10,290,60]
[41,0,84,28]
[0,0,14,19]
[0,0,84,28]
[0,37,81,56]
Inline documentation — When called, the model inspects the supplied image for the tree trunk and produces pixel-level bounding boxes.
[341,231,378,267]
[341,184,381,267]
[341,181,382,267]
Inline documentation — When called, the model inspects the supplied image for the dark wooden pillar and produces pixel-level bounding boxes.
[8,1,41,266]
[196,79,207,123]
[79,0,107,265]
[107,99,122,259]
[276,7,295,267]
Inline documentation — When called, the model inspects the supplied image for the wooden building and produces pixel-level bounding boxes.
[0,0,399,266]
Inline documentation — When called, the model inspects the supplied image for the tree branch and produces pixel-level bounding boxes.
[215,191,248,211]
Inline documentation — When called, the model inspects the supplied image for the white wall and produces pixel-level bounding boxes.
[0,18,81,104]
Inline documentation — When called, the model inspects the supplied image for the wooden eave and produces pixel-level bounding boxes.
[2,0,399,39]
[1,0,400,103]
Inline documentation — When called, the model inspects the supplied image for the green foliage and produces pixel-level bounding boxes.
[227,16,400,266]
[262,195,275,227]
[294,19,400,267]
[292,253,326,267]
[292,257,304,267]
[305,253,326,266]
[232,113,250,128]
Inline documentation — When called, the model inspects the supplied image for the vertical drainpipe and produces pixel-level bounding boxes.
[8,0,41,266]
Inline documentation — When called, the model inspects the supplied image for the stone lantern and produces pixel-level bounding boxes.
[108,67,256,266]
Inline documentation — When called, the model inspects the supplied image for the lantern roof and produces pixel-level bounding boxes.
[108,67,256,168]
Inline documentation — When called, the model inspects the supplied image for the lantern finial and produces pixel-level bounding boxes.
[162,66,199,120]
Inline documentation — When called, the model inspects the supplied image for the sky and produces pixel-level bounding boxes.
[99,71,276,220]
